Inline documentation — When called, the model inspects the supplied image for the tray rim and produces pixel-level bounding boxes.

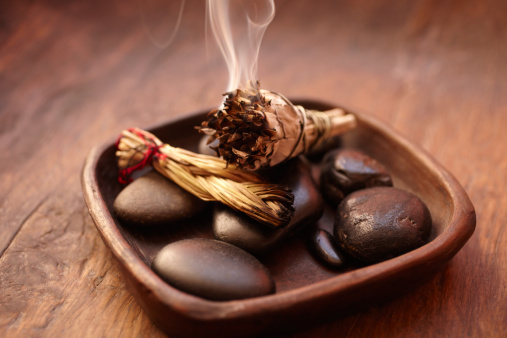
[81,101,476,326]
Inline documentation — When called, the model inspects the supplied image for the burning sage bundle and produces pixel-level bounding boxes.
[197,85,357,170]
[115,127,294,227]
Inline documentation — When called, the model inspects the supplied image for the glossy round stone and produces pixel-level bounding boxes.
[320,149,392,205]
[308,229,346,268]
[334,187,432,263]
[114,171,208,226]
[152,238,275,301]
[213,158,324,256]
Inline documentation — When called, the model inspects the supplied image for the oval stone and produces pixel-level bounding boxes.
[320,149,392,205]
[334,187,432,263]
[308,229,347,268]
[213,158,324,256]
[151,238,275,300]
[114,171,208,226]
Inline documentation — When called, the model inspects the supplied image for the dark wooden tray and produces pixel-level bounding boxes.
[81,100,475,337]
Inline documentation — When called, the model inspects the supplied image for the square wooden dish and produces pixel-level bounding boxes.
[81,100,475,337]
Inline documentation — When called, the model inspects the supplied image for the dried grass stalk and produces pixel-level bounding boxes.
[115,127,294,227]
[198,84,357,170]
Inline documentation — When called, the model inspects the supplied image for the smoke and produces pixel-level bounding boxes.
[206,0,275,92]
[140,0,186,49]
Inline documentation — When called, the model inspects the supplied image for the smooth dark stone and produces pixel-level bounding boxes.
[198,135,219,156]
[213,158,324,256]
[304,136,343,162]
[151,238,275,301]
[308,229,347,268]
[334,187,432,263]
[320,149,392,205]
[114,171,208,226]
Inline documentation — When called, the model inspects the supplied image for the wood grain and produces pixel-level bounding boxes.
[0,0,505,337]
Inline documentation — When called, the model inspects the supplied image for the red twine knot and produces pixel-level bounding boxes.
[116,128,166,184]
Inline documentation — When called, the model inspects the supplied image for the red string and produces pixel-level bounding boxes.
[116,128,167,184]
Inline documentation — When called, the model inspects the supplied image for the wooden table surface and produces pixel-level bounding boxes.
[1,0,506,336]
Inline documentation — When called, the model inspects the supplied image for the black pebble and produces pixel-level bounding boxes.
[334,187,432,263]
[152,238,276,301]
[113,171,208,226]
[213,158,324,256]
[308,229,347,268]
[320,149,392,205]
